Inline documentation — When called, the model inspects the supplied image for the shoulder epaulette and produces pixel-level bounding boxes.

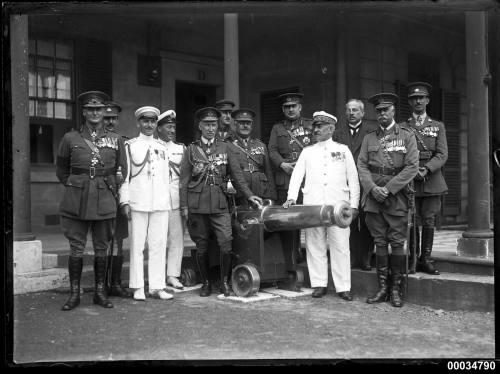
[125,137,139,145]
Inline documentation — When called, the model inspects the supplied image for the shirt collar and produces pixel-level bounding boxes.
[413,112,427,121]
[317,138,334,147]
[380,121,396,133]
[201,136,214,145]
[348,121,362,129]
[139,132,155,142]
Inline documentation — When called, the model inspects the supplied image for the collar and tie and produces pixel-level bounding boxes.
[416,115,423,126]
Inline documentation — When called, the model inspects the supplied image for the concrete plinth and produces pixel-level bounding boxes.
[14,240,42,274]
[457,237,494,258]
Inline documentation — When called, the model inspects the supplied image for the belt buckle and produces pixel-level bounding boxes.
[291,151,298,161]
[248,163,255,173]
[90,166,96,179]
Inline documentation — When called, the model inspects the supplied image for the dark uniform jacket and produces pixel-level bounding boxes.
[229,136,277,201]
[333,121,378,164]
[56,124,126,220]
[357,123,419,216]
[403,116,448,196]
[268,117,313,191]
[180,138,253,214]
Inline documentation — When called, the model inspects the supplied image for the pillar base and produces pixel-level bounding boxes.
[14,240,43,274]
[457,236,494,259]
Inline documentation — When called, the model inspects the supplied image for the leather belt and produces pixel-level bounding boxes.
[369,166,403,176]
[242,163,262,173]
[71,167,115,179]
[419,150,433,160]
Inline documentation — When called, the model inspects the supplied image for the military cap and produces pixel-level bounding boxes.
[368,93,399,109]
[158,109,177,125]
[103,101,122,117]
[195,107,221,122]
[278,92,304,106]
[134,106,160,119]
[312,111,337,125]
[78,91,110,108]
[215,99,236,111]
[231,108,256,122]
[407,82,432,97]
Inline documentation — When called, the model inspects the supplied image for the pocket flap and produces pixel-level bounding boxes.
[187,181,204,192]
[368,145,380,152]
[66,175,85,188]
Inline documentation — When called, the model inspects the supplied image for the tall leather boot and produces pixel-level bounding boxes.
[62,256,83,311]
[366,253,389,304]
[390,254,406,307]
[196,252,211,297]
[93,257,113,308]
[418,226,440,275]
[220,253,232,297]
[408,226,420,274]
[109,255,132,297]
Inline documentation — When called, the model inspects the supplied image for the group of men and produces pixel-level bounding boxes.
[55,81,447,310]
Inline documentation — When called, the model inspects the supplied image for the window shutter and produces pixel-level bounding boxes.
[260,86,300,144]
[441,91,461,216]
[394,80,411,123]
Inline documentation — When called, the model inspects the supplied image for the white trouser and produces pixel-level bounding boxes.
[166,209,185,277]
[129,210,169,290]
[305,225,351,292]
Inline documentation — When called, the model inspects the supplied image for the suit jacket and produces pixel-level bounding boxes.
[333,121,378,164]
[402,115,448,196]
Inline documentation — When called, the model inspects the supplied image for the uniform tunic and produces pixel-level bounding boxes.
[268,117,313,204]
[229,136,277,203]
[287,138,360,291]
[357,123,419,247]
[180,138,253,253]
[119,133,171,290]
[56,125,126,257]
[404,115,448,226]
[165,140,188,278]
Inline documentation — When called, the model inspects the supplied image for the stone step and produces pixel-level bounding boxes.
[432,253,493,276]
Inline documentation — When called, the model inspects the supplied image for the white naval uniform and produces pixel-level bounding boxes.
[287,138,360,292]
[165,140,187,278]
[119,133,171,290]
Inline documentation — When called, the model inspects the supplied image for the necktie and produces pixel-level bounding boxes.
[349,126,358,137]
[417,116,422,126]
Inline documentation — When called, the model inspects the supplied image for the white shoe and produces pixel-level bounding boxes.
[149,289,173,300]
[133,288,146,301]
[167,276,184,289]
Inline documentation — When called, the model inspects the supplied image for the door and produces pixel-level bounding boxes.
[175,81,217,145]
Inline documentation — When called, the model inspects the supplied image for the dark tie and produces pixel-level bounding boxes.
[416,115,423,126]
[349,126,358,137]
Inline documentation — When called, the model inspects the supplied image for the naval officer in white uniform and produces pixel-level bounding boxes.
[157,109,188,290]
[284,111,360,300]
[119,106,173,301]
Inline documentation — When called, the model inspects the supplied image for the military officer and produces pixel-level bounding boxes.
[284,111,360,300]
[358,93,419,308]
[404,82,448,275]
[333,99,377,271]
[229,108,277,206]
[157,109,188,290]
[56,90,126,311]
[102,101,132,298]
[268,92,313,266]
[119,106,173,301]
[215,99,236,140]
[180,107,262,297]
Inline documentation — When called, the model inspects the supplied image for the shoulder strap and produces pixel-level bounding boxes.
[231,140,261,166]
[286,129,305,150]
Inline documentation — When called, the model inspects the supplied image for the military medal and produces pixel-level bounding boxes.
[303,136,310,145]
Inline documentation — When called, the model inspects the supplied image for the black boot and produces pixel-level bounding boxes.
[366,253,389,304]
[109,255,132,297]
[220,253,232,297]
[196,252,211,297]
[390,254,405,307]
[408,226,420,274]
[62,256,83,311]
[418,226,440,275]
[93,257,113,308]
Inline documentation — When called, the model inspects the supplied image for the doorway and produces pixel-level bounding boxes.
[175,81,217,145]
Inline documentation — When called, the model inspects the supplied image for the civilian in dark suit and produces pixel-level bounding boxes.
[333,99,377,270]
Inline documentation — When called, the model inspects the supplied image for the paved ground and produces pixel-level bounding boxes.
[11,286,495,365]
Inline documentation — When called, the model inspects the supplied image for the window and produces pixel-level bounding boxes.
[29,38,74,164]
